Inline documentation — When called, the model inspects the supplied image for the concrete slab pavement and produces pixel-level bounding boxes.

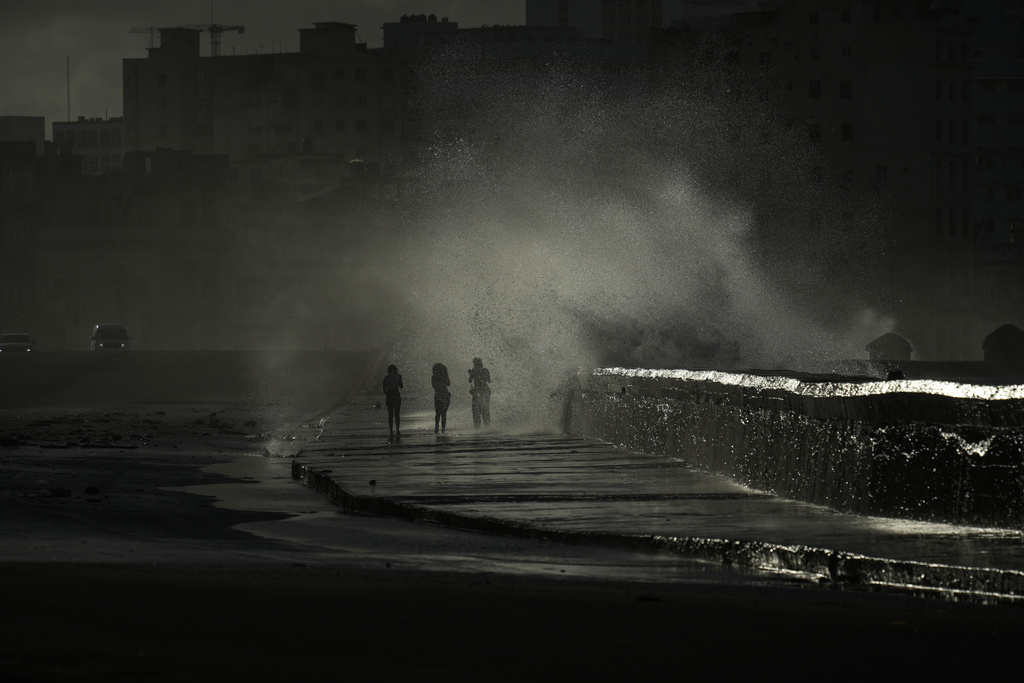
[294,394,1024,601]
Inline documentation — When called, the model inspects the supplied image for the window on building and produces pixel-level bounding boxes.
[840,80,852,99]
[809,12,818,25]
[808,80,821,98]
[1009,187,1023,202]
[936,208,943,236]
[158,73,167,85]
[335,120,346,132]
[355,68,366,80]
[808,123,821,143]
[841,9,851,23]
[841,122,853,141]
[842,46,852,57]
[876,165,888,187]
[811,46,820,60]
[314,120,323,134]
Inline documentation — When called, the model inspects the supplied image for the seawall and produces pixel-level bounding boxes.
[563,369,1024,530]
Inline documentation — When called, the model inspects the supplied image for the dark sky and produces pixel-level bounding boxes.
[0,1,525,133]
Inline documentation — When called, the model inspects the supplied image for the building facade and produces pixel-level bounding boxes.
[52,116,124,175]
[671,0,998,360]
[123,24,402,172]
[527,0,666,43]
[0,116,45,156]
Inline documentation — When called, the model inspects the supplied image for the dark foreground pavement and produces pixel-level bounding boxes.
[5,562,1024,681]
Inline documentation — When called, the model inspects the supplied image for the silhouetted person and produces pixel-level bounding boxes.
[431,363,451,434]
[468,357,491,428]
[382,364,404,442]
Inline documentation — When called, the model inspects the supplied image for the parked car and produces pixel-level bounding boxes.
[0,333,36,352]
[90,323,132,350]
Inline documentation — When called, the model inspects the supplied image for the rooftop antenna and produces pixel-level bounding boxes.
[66,56,70,122]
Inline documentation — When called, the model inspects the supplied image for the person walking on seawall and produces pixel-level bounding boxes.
[382,364,404,442]
[431,363,451,434]
[468,357,491,428]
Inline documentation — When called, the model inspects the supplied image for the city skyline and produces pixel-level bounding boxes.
[0,0,525,132]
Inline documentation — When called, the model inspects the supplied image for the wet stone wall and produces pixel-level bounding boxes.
[564,369,1024,530]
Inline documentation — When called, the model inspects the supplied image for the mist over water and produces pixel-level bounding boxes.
[358,57,892,426]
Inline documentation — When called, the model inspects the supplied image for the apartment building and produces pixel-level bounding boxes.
[970,1,1024,346]
[526,0,667,43]
[672,0,983,359]
[52,116,124,175]
[0,116,45,156]
[123,24,402,171]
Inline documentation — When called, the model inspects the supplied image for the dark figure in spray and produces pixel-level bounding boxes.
[468,357,491,428]
[431,363,451,434]
[382,364,404,442]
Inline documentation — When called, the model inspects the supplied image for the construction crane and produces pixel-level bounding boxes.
[129,23,244,57]
[128,26,160,49]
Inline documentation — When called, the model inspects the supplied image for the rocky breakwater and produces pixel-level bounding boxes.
[563,369,1024,529]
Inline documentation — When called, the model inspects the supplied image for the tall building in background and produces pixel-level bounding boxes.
[0,116,45,156]
[661,0,1019,361]
[52,116,124,175]
[968,0,1024,349]
[123,24,401,172]
[526,0,667,43]
[524,0,760,41]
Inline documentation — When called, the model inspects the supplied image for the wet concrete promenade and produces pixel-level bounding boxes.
[293,396,1024,601]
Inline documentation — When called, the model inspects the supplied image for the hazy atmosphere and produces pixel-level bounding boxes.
[362,57,890,423]
[1,1,897,424]
[5,6,1024,677]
